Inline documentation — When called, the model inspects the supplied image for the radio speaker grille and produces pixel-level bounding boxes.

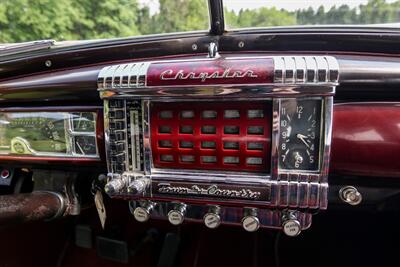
[150,101,272,173]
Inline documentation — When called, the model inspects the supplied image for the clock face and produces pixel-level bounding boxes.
[278,99,322,171]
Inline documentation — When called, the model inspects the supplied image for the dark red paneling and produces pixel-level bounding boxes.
[331,103,400,177]
[147,58,274,86]
[150,101,272,173]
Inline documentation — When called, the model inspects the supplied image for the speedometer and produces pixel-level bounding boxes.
[278,99,322,171]
[0,113,67,155]
[0,111,98,157]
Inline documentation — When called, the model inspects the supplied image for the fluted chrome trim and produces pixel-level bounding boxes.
[273,56,339,84]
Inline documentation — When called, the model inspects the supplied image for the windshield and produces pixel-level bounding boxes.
[2,0,400,44]
[224,0,400,29]
[0,0,209,43]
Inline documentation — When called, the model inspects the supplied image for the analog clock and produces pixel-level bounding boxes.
[278,99,322,171]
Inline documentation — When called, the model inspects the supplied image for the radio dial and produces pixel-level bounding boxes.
[128,177,149,195]
[104,174,126,194]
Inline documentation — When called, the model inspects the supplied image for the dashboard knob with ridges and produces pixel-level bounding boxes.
[104,175,126,194]
[128,177,149,195]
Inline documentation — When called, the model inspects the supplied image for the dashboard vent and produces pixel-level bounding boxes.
[150,101,271,173]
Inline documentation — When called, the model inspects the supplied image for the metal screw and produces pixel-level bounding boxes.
[238,41,245,48]
[45,60,52,67]
[191,44,198,51]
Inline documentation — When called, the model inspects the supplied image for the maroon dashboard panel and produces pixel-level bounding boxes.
[146,58,274,86]
[331,103,400,178]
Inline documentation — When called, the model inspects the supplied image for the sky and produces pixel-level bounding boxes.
[139,0,398,14]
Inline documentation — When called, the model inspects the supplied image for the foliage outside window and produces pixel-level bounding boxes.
[0,0,208,43]
[224,0,400,28]
[1,0,400,43]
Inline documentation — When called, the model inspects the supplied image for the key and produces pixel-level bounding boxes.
[94,190,106,229]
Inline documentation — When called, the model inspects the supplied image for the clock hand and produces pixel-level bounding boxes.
[296,133,310,148]
[297,133,308,139]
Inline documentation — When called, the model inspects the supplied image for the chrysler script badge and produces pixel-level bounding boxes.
[157,183,262,200]
[159,68,258,82]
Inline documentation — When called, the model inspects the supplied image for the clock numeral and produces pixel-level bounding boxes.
[296,105,303,119]
[311,120,316,127]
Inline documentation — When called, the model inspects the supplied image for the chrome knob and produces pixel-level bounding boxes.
[132,201,155,222]
[104,175,126,194]
[242,208,260,232]
[203,206,221,229]
[339,186,362,205]
[128,178,149,195]
[168,203,187,226]
[282,210,301,237]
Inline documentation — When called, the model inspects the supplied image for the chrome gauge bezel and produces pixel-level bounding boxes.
[0,111,99,158]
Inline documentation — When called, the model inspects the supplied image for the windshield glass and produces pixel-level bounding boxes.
[0,0,209,43]
[224,0,400,29]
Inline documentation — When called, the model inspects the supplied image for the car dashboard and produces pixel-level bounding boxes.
[0,27,399,267]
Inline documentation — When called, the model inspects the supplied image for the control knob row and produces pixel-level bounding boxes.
[132,202,301,236]
[104,174,149,195]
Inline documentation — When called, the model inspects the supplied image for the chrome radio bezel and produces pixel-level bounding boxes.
[100,55,338,213]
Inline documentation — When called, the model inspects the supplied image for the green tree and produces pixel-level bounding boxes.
[152,0,208,33]
[70,0,141,39]
[227,7,296,28]
[359,0,395,24]
[0,0,78,42]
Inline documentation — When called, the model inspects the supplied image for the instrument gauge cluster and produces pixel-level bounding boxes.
[0,111,99,158]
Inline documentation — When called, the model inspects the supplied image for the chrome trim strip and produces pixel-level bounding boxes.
[97,56,339,99]
[142,100,152,175]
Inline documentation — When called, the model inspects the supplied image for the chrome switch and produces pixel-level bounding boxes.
[242,208,260,232]
[282,210,301,237]
[132,201,155,222]
[168,203,187,226]
[203,206,221,229]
